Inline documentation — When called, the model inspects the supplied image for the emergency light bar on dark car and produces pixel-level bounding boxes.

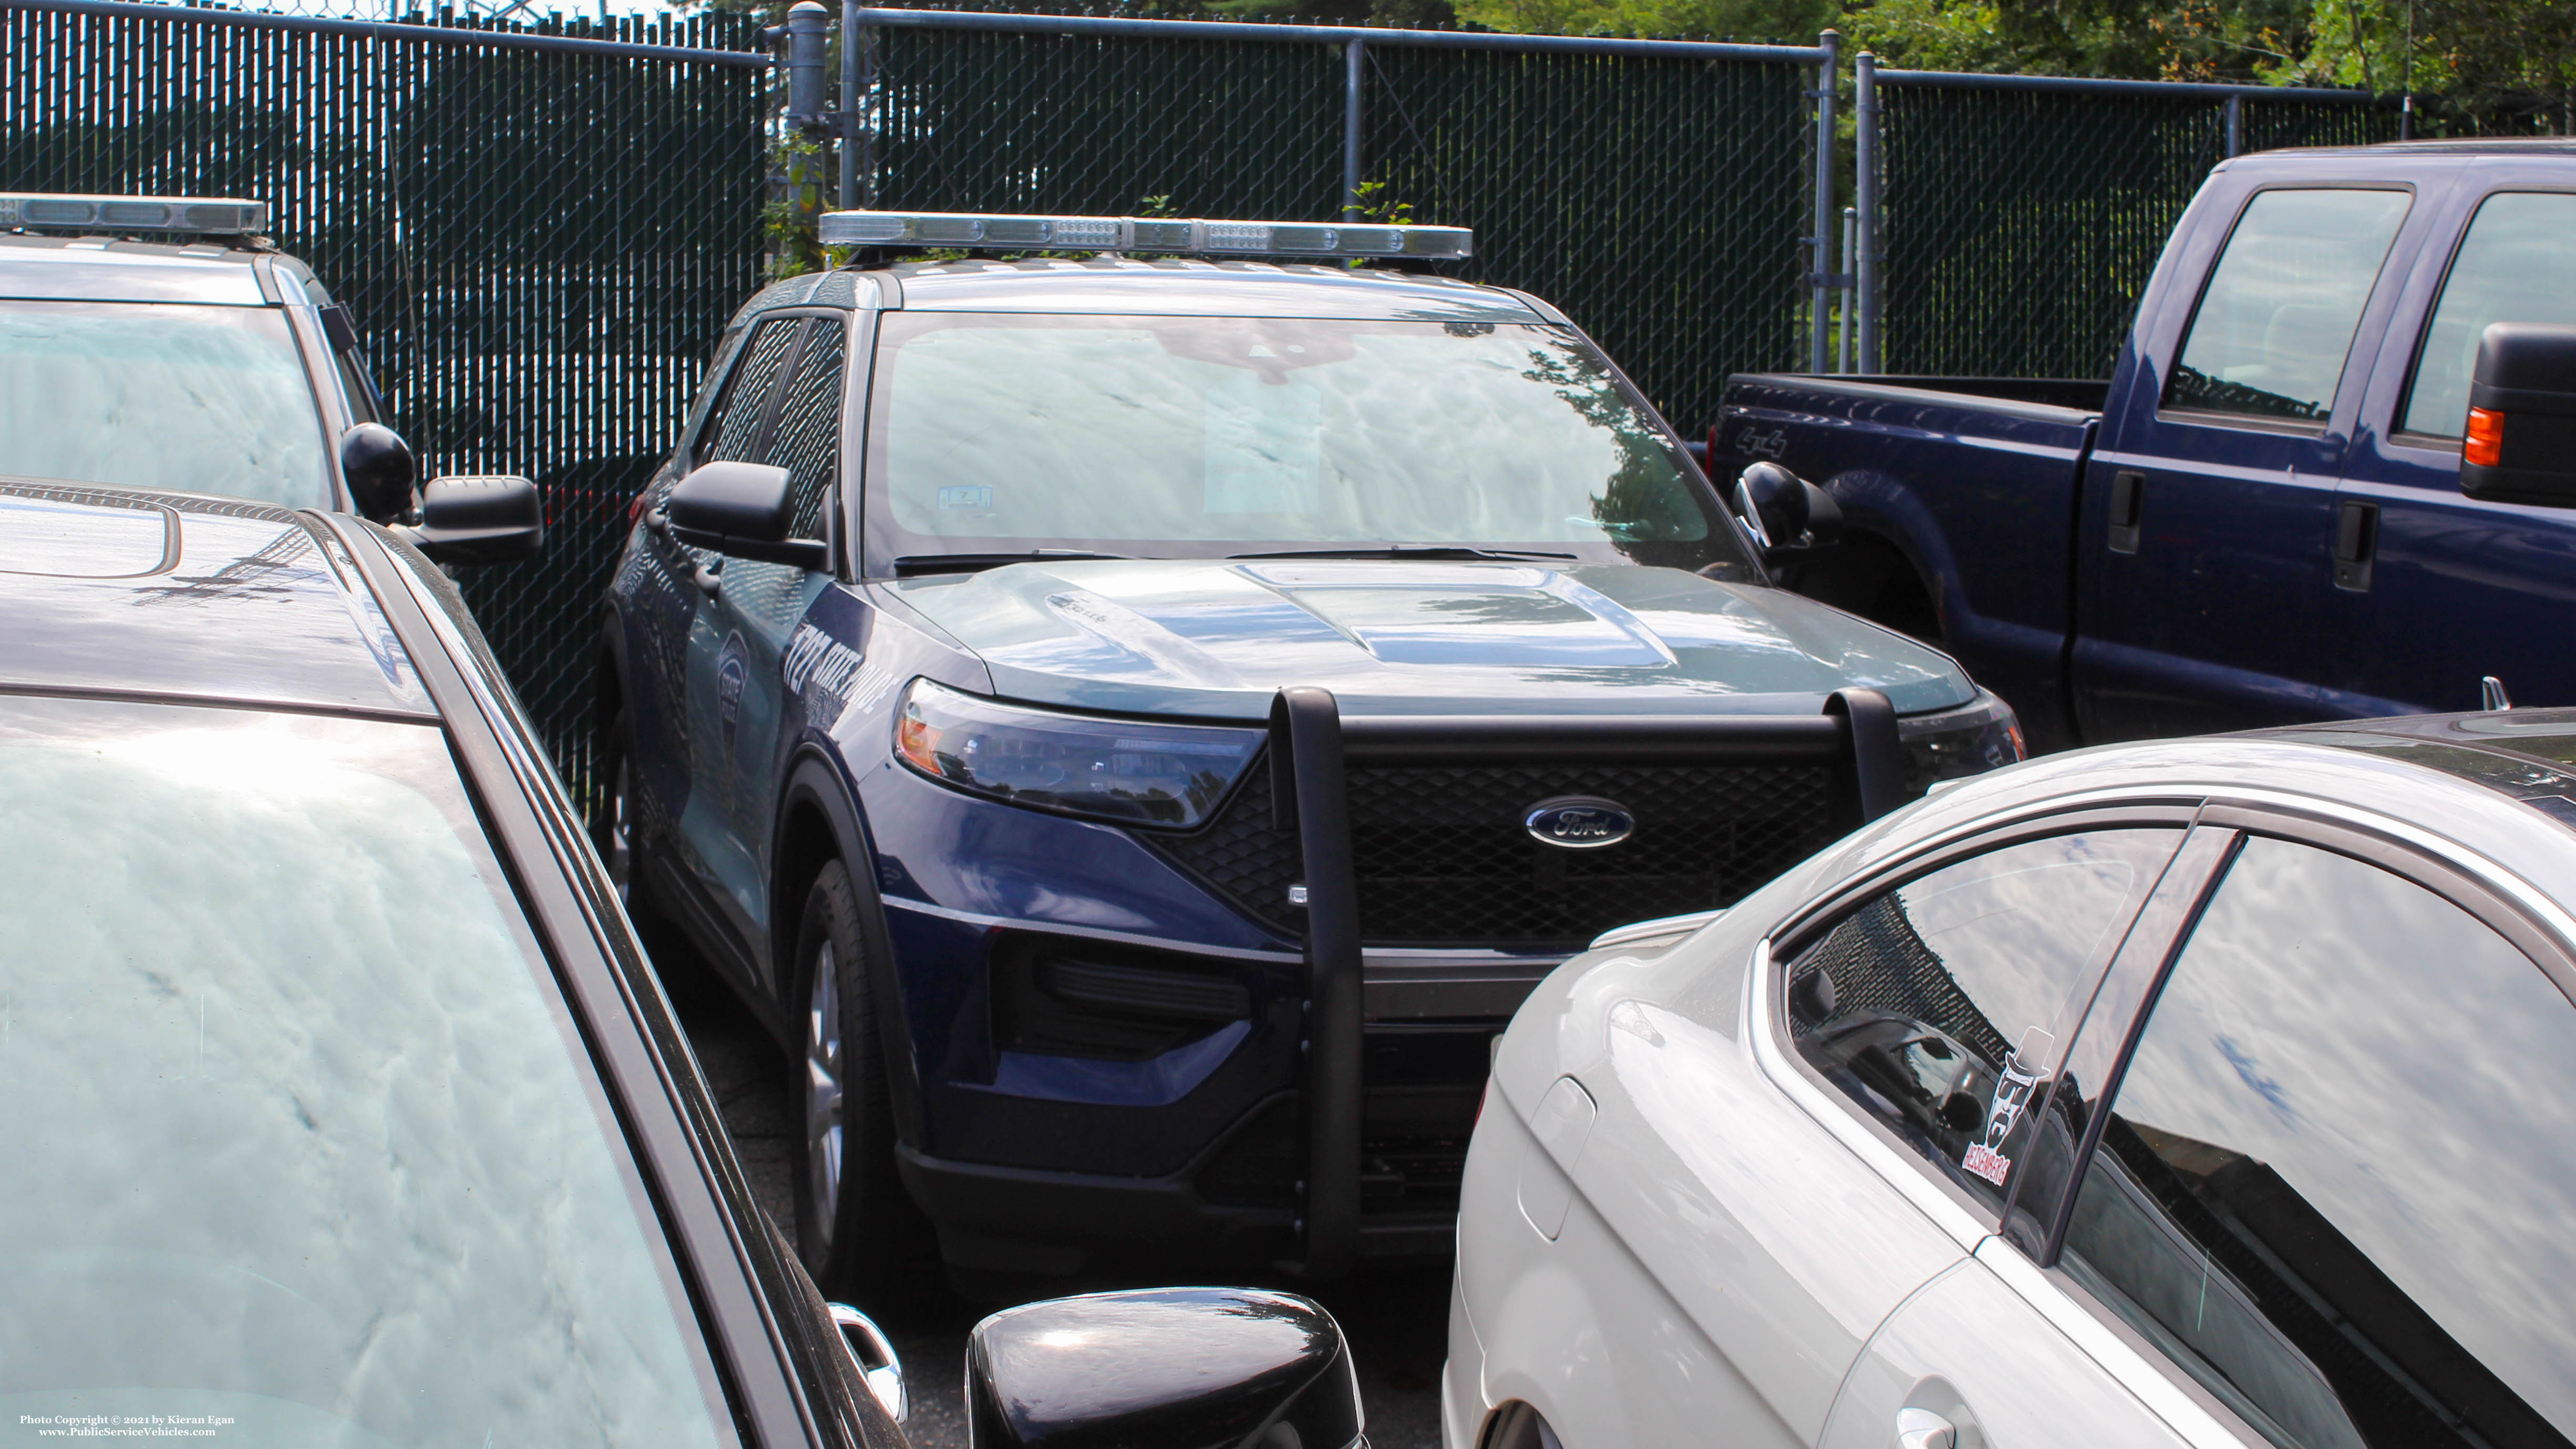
[817,209,1473,260]
[0,193,270,235]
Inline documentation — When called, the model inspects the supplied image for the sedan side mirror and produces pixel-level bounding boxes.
[2461,323,2576,506]
[968,1288,1360,1449]
[1730,461,1841,555]
[667,460,829,570]
[339,422,418,524]
[403,474,544,566]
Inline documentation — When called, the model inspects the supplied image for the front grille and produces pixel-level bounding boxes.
[1146,758,1841,949]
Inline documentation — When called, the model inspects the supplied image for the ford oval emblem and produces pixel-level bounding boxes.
[1523,796,1636,850]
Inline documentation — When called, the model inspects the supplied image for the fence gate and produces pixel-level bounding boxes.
[3,0,768,801]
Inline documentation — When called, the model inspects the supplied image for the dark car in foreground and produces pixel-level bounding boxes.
[595,212,2027,1307]
[1456,707,2576,1449]
[1,190,539,562]
[1723,141,2576,749]
[0,476,1361,1449]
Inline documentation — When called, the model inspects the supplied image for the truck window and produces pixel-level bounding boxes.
[2400,192,2576,439]
[2166,190,2411,424]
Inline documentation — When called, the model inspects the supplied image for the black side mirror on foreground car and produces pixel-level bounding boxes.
[1730,461,1842,557]
[666,460,829,570]
[967,1288,1362,1449]
[2461,323,2576,506]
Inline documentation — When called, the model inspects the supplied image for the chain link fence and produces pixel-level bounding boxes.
[4,0,768,801]
[1872,76,2402,379]
[866,14,1822,432]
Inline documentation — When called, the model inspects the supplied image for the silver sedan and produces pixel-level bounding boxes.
[1447,712,2576,1449]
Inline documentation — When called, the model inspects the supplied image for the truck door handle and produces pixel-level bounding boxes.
[2108,470,2144,554]
[2333,500,2379,592]
[1895,1407,1957,1449]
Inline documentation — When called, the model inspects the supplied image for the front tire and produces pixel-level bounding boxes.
[789,860,944,1317]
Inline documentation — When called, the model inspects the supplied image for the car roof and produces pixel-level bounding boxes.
[0,232,318,305]
[738,256,1549,323]
[0,480,436,720]
[2231,137,2576,167]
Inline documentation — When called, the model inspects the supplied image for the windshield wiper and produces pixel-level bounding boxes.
[1227,545,1579,562]
[891,550,1134,577]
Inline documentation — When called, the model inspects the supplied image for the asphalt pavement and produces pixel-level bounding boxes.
[664,957,1452,1449]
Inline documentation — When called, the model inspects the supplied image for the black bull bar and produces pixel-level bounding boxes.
[1268,685,1907,1277]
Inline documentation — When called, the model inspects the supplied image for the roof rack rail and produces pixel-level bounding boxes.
[818,210,1471,261]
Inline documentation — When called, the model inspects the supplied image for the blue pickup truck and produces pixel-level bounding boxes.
[1722,139,2576,751]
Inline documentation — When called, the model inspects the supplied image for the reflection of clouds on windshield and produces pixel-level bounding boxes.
[0,703,727,1449]
[878,318,1690,545]
[2114,837,2576,1433]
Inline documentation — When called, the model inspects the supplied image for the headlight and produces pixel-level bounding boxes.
[1896,688,2026,796]
[894,678,1264,828]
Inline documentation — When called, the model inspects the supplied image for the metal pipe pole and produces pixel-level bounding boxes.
[1854,49,1879,375]
[1810,28,1839,374]
[1343,38,1365,222]
[839,0,860,208]
[785,1,829,130]
[1838,206,1856,373]
[2225,93,2242,157]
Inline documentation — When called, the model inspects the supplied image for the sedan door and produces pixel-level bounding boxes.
[1834,813,2576,1449]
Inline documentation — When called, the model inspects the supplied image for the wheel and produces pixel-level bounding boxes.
[789,860,945,1317]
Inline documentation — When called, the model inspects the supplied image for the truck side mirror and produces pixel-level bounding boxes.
[1732,461,1841,554]
[967,1288,1361,1449]
[406,475,544,566]
[2461,323,2576,506]
[667,460,829,570]
[339,422,418,524]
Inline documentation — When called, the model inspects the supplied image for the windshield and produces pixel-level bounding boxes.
[863,312,1755,578]
[0,696,735,1449]
[0,301,333,508]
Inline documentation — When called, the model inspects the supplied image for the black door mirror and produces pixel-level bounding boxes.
[2461,323,2576,506]
[339,422,418,523]
[967,1288,1359,1449]
[1730,461,1841,555]
[401,475,544,566]
[667,460,829,570]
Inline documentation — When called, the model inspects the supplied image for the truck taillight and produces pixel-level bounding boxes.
[2467,406,2506,468]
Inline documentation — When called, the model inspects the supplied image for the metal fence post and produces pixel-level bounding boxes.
[2225,93,2242,157]
[1854,49,1879,375]
[785,1,829,130]
[1344,38,1366,221]
[839,0,861,207]
[1809,28,1839,374]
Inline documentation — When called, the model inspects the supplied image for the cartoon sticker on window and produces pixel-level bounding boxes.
[1962,1027,2052,1187]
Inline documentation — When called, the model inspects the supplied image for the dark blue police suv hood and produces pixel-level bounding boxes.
[884,558,1975,719]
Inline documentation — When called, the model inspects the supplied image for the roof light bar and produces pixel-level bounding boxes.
[818,210,1472,260]
[0,193,271,235]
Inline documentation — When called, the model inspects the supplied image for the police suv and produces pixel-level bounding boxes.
[0,192,538,562]
[594,210,2025,1307]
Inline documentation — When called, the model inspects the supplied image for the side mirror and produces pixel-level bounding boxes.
[967,1288,1360,1449]
[339,422,418,524]
[667,460,829,570]
[401,475,544,566]
[2461,323,2576,506]
[828,1302,906,1423]
[1730,461,1841,554]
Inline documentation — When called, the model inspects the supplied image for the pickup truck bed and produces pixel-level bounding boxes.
[1723,375,2105,748]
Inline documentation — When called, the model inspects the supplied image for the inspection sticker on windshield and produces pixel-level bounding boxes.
[937,486,993,510]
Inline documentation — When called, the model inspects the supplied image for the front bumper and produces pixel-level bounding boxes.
[859,687,1908,1276]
